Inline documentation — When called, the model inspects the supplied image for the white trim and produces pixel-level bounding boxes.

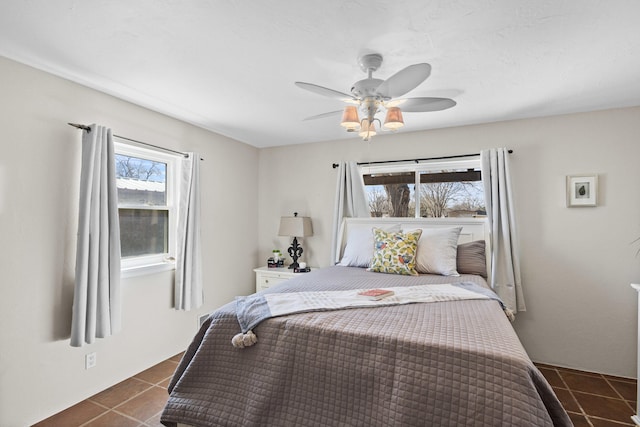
[360,157,480,174]
[360,157,483,219]
[414,170,421,217]
[121,260,175,279]
[122,253,168,268]
[114,138,181,273]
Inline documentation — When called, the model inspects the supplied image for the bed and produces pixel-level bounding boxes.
[161,218,571,426]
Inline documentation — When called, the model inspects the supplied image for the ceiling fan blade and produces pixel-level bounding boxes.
[302,110,343,121]
[383,99,406,108]
[376,63,431,98]
[398,97,456,112]
[295,82,354,101]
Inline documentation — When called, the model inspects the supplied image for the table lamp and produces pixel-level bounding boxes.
[278,212,313,269]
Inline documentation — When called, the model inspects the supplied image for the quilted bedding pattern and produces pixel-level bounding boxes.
[161,266,570,427]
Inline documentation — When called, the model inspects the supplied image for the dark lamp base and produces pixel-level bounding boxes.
[287,237,303,270]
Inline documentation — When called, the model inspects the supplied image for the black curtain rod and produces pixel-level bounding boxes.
[331,150,513,169]
[68,123,191,158]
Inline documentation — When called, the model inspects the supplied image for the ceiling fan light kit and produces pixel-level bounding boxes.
[383,107,404,130]
[340,106,360,131]
[296,53,455,141]
[358,119,377,141]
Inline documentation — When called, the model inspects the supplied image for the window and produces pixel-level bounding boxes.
[114,140,180,274]
[361,158,485,218]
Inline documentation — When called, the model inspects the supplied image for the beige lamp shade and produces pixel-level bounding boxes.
[278,215,313,237]
[358,119,377,139]
[340,106,360,130]
[383,107,404,130]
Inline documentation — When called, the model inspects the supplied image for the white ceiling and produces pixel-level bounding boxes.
[1,0,639,148]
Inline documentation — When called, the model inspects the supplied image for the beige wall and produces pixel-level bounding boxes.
[0,57,259,426]
[2,51,639,426]
[258,107,640,379]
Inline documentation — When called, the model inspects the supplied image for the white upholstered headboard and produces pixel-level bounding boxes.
[336,217,491,273]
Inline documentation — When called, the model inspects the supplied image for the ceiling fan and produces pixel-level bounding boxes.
[295,53,456,141]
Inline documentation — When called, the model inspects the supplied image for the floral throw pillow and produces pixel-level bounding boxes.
[368,228,423,276]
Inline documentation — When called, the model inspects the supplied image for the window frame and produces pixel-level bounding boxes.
[360,157,483,218]
[114,139,181,277]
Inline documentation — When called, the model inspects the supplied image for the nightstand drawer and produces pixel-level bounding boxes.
[254,266,315,292]
[257,275,290,291]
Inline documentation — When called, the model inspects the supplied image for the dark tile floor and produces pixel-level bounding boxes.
[536,363,637,426]
[32,353,183,427]
[33,355,637,426]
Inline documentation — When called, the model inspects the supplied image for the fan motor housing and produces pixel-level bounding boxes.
[358,53,383,73]
[351,78,384,99]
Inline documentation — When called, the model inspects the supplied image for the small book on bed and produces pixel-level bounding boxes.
[357,289,395,300]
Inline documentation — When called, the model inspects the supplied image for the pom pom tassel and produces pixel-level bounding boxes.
[505,308,515,322]
[231,330,258,348]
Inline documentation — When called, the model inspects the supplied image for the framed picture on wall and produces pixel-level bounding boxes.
[566,174,598,207]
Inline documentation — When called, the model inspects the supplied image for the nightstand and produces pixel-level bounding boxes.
[254,266,313,292]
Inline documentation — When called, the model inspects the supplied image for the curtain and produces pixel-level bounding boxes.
[175,153,203,310]
[331,161,370,263]
[70,124,121,347]
[481,148,526,313]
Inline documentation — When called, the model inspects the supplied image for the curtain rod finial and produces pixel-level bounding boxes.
[68,122,91,132]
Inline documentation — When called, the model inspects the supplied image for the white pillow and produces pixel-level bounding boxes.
[338,224,400,267]
[406,227,462,276]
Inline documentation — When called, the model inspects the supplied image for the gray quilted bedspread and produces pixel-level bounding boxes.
[161,266,571,427]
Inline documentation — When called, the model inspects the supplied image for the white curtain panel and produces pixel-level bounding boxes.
[70,124,122,347]
[481,148,526,313]
[175,153,203,310]
[331,161,370,264]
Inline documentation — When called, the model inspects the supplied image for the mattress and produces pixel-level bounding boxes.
[161,266,570,426]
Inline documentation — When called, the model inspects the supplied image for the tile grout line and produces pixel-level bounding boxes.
[553,367,595,427]
[602,375,637,413]
[582,372,636,426]
[80,376,172,426]
[571,370,640,425]
[81,382,154,427]
[74,405,110,427]
[87,381,154,409]
[78,409,143,427]
[38,358,635,426]
[32,354,182,426]
[555,368,636,402]
[110,383,171,424]
[106,381,172,418]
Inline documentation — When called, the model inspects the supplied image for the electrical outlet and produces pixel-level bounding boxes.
[85,352,97,369]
